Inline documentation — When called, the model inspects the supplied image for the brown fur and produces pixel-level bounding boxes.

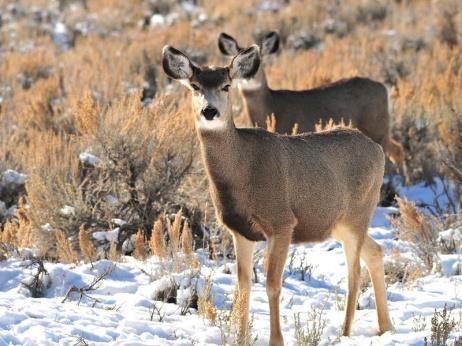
[200,126,384,243]
[242,73,407,175]
[162,44,393,346]
[218,33,406,179]
[194,67,229,89]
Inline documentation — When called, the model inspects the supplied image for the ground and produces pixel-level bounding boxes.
[0,181,461,346]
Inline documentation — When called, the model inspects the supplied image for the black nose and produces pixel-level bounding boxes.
[201,106,219,120]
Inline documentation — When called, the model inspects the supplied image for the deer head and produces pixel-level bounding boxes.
[162,45,261,130]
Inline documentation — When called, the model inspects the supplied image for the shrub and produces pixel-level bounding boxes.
[424,304,457,346]
[24,92,197,256]
[294,305,327,346]
[392,197,441,272]
[78,225,96,264]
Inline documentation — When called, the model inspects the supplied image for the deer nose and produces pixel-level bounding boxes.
[201,106,219,120]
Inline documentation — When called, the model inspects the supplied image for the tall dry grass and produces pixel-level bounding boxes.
[0,0,460,259]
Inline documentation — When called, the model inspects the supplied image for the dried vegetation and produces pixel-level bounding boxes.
[0,0,460,273]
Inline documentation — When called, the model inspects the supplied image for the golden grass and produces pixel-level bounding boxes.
[79,225,96,264]
[0,199,34,249]
[392,197,441,271]
[55,230,78,264]
[134,229,148,260]
[168,209,182,256]
[150,218,166,259]
[0,0,461,260]
[181,221,193,255]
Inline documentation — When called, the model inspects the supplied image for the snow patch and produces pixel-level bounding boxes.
[60,205,75,216]
[79,152,101,166]
[92,228,120,243]
[1,169,27,185]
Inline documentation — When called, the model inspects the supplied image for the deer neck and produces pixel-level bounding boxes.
[238,67,272,128]
[196,115,244,185]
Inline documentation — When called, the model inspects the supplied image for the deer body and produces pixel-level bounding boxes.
[162,44,393,346]
[219,32,406,177]
[241,77,387,139]
[200,126,383,244]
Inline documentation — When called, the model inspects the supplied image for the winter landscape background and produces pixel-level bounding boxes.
[0,0,461,345]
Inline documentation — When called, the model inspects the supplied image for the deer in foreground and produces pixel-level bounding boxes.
[218,31,407,180]
[162,44,393,346]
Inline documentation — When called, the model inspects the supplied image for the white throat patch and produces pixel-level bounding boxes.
[196,116,227,130]
[238,78,262,91]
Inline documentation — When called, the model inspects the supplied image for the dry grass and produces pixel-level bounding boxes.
[134,229,148,260]
[181,221,193,255]
[0,199,34,249]
[168,209,182,257]
[55,229,78,264]
[108,241,120,262]
[0,0,461,260]
[198,275,217,325]
[150,218,166,259]
[391,197,441,271]
[78,225,96,264]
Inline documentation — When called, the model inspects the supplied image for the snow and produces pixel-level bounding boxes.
[396,177,458,214]
[93,228,120,243]
[0,201,6,216]
[41,223,53,232]
[79,152,101,166]
[111,218,127,226]
[60,205,75,216]
[440,228,462,242]
[0,181,461,345]
[150,14,166,27]
[440,255,461,277]
[1,169,27,185]
[105,194,119,205]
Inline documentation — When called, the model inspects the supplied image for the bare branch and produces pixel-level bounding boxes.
[62,265,114,306]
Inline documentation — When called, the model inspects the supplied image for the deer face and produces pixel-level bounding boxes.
[162,45,261,130]
[218,31,279,91]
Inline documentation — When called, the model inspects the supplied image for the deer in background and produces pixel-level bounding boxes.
[218,31,407,180]
[162,43,393,345]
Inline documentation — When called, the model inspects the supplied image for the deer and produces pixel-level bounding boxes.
[218,31,407,181]
[162,43,393,346]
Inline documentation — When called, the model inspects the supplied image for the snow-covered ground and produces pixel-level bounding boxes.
[0,181,461,345]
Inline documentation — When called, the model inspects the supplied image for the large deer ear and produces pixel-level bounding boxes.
[261,31,280,56]
[218,33,241,56]
[229,45,261,79]
[162,46,194,80]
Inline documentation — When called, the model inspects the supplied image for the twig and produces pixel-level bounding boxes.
[21,259,50,298]
[62,265,114,306]
[71,336,90,346]
[150,301,166,322]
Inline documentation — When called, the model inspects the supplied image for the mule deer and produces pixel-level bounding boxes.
[218,31,406,179]
[162,44,393,346]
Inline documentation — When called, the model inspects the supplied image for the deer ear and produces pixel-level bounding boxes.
[162,46,194,80]
[261,31,280,56]
[218,33,241,56]
[229,45,260,80]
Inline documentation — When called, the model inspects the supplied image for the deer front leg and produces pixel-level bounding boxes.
[232,232,256,344]
[266,232,291,346]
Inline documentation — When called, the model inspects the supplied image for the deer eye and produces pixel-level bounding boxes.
[191,83,200,91]
[222,84,231,92]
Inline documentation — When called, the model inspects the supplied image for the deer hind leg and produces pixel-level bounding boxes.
[232,232,256,343]
[333,225,363,336]
[360,235,393,334]
[266,232,291,346]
